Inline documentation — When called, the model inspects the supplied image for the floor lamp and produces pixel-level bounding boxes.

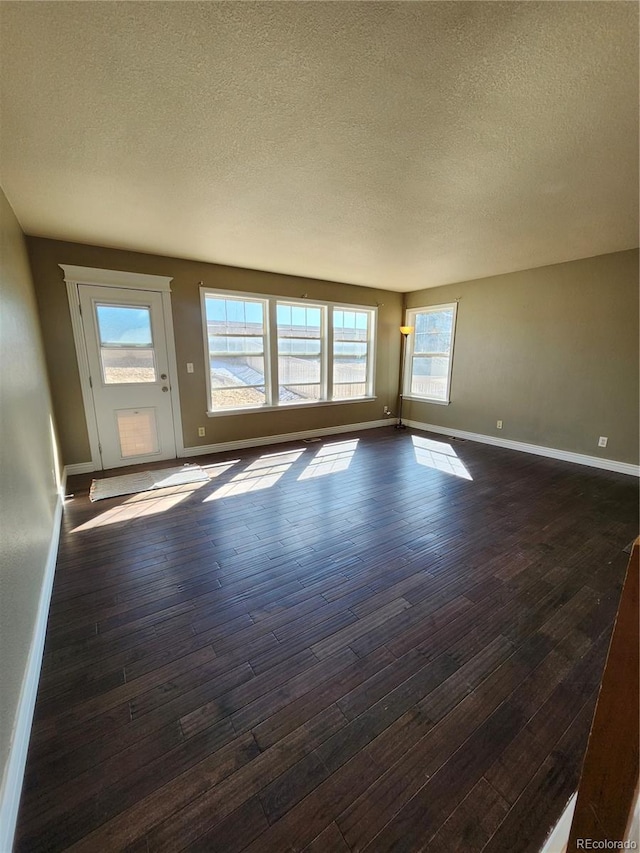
[395,325,414,430]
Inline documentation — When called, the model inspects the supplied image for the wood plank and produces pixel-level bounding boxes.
[427,777,510,852]
[482,695,598,852]
[302,822,350,852]
[13,429,638,853]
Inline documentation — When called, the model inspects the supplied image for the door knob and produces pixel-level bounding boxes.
[160,373,167,380]
[162,386,169,392]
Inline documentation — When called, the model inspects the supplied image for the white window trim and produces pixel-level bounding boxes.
[59,265,172,292]
[200,287,377,415]
[403,301,458,405]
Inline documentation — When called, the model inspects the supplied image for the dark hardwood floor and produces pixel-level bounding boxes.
[15,427,638,852]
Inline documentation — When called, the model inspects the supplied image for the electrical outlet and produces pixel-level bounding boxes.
[187,363,194,374]
[198,427,206,437]
[384,406,391,415]
[598,436,608,448]
[496,420,503,430]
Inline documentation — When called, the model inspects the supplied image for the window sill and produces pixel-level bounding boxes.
[403,395,451,406]
[206,396,377,417]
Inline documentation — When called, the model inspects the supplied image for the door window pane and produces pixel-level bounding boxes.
[96,304,157,384]
[101,348,157,384]
[96,305,153,346]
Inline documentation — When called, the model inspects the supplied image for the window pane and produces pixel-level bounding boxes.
[291,306,306,328]
[277,337,321,356]
[333,308,371,398]
[334,342,367,357]
[278,306,321,337]
[415,308,453,335]
[210,336,264,354]
[333,382,367,399]
[414,309,454,345]
[334,358,367,384]
[206,295,267,410]
[101,347,156,384]
[410,356,449,400]
[333,309,369,342]
[280,384,322,402]
[408,306,456,402]
[277,304,291,326]
[414,331,452,355]
[212,387,266,409]
[277,302,323,404]
[278,355,321,384]
[96,305,153,346]
[206,296,264,333]
[211,356,265,388]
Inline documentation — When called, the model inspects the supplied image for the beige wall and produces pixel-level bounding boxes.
[26,237,404,465]
[0,190,61,792]
[25,236,639,469]
[404,250,639,464]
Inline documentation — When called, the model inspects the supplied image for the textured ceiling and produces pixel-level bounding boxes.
[0,2,637,292]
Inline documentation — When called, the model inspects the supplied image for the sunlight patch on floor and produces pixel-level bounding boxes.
[199,459,240,478]
[297,439,359,480]
[412,435,473,480]
[204,449,305,500]
[71,482,206,531]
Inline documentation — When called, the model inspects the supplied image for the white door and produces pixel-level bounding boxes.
[78,284,177,469]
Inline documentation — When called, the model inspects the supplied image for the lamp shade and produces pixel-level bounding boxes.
[399,325,414,336]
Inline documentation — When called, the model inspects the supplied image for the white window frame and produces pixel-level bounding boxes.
[200,287,377,415]
[275,299,327,404]
[404,302,458,405]
[204,291,271,410]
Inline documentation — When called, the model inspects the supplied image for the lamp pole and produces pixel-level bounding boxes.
[395,326,413,430]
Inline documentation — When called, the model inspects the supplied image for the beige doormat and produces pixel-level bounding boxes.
[89,465,209,502]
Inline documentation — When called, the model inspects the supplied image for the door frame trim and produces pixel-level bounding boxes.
[60,264,185,471]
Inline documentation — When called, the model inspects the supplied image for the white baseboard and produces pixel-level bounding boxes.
[0,473,66,852]
[61,419,640,477]
[404,420,640,477]
[181,418,392,458]
[63,461,95,477]
[62,421,393,472]
[541,793,576,853]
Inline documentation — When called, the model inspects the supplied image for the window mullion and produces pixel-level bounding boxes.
[367,311,375,396]
[267,298,278,406]
[326,305,333,401]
